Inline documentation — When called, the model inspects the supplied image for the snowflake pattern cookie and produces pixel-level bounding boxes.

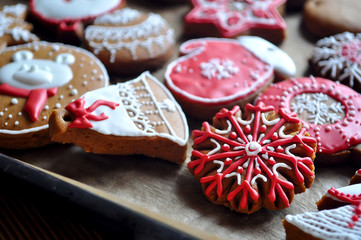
[165,37,296,119]
[49,72,189,164]
[29,0,125,43]
[185,0,287,44]
[0,4,38,50]
[283,173,361,240]
[310,32,361,92]
[188,102,316,213]
[84,8,175,75]
[0,42,109,149]
[256,77,361,165]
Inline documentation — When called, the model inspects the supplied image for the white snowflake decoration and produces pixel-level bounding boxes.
[200,58,239,80]
[291,93,345,125]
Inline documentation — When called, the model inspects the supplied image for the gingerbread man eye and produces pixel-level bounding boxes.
[12,50,34,62]
[55,53,75,65]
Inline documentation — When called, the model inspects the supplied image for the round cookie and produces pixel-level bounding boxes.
[84,8,175,75]
[188,102,316,214]
[256,77,361,165]
[0,4,38,50]
[29,0,125,43]
[0,42,109,149]
[185,0,287,44]
[304,0,361,38]
[310,32,361,92]
[165,37,296,120]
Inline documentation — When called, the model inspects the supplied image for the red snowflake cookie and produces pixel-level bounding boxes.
[185,0,287,43]
[256,77,361,165]
[189,102,316,213]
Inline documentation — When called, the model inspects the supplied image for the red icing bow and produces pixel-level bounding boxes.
[65,98,119,128]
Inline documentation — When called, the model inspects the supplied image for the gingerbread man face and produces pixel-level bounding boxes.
[0,50,75,90]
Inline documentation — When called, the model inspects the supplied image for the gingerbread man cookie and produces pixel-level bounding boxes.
[165,37,295,119]
[188,102,316,213]
[0,42,109,149]
[310,32,361,92]
[283,173,361,239]
[0,4,38,50]
[185,0,287,44]
[256,77,361,166]
[29,0,125,43]
[49,72,188,164]
[84,8,175,75]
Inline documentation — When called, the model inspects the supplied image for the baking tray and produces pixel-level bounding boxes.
[0,0,359,239]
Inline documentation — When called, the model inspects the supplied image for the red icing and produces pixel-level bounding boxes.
[65,98,119,128]
[189,102,316,211]
[0,83,57,121]
[165,38,273,106]
[185,0,286,38]
[256,77,361,154]
[328,186,361,228]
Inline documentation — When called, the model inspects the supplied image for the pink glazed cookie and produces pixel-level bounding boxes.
[256,77,361,166]
[29,0,125,43]
[165,37,295,119]
[185,0,287,44]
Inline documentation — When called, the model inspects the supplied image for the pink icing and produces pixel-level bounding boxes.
[65,98,119,128]
[189,102,316,210]
[185,0,286,38]
[341,40,361,65]
[165,38,273,106]
[256,77,361,154]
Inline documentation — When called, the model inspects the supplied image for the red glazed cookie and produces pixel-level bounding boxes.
[284,175,361,239]
[304,0,361,38]
[0,4,38,50]
[0,42,109,149]
[188,102,316,214]
[310,32,361,92]
[84,8,175,75]
[49,72,188,164]
[165,37,296,120]
[256,77,361,166]
[185,0,287,44]
[29,0,125,43]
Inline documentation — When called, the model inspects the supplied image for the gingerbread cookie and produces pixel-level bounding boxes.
[310,32,361,92]
[188,102,317,214]
[304,0,361,38]
[0,42,109,149]
[84,8,175,75]
[49,72,188,164]
[351,169,361,184]
[283,175,361,239]
[29,0,125,43]
[165,37,296,120]
[0,4,38,50]
[185,0,287,44]
[256,77,361,165]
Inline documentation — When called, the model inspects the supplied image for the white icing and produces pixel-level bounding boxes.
[85,11,174,62]
[285,205,361,240]
[200,58,239,80]
[208,138,221,156]
[33,0,121,20]
[326,184,361,202]
[245,141,262,156]
[81,72,188,146]
[2,4,27,17]
[237,36,296,78]
[94,8,141,25]
[0,51,74,89]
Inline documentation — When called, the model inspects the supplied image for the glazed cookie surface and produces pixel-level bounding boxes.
[185,0,287,44]
[256,77,361,165]
[49,72,188,164]
[0,42,109,149]
[188,102,316,214]
[304,0,361,38]
[29,0,125,43]
[0,4,38,49]
[165,37,295,119]
[310,32,361,92]
[84,7,175,75]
